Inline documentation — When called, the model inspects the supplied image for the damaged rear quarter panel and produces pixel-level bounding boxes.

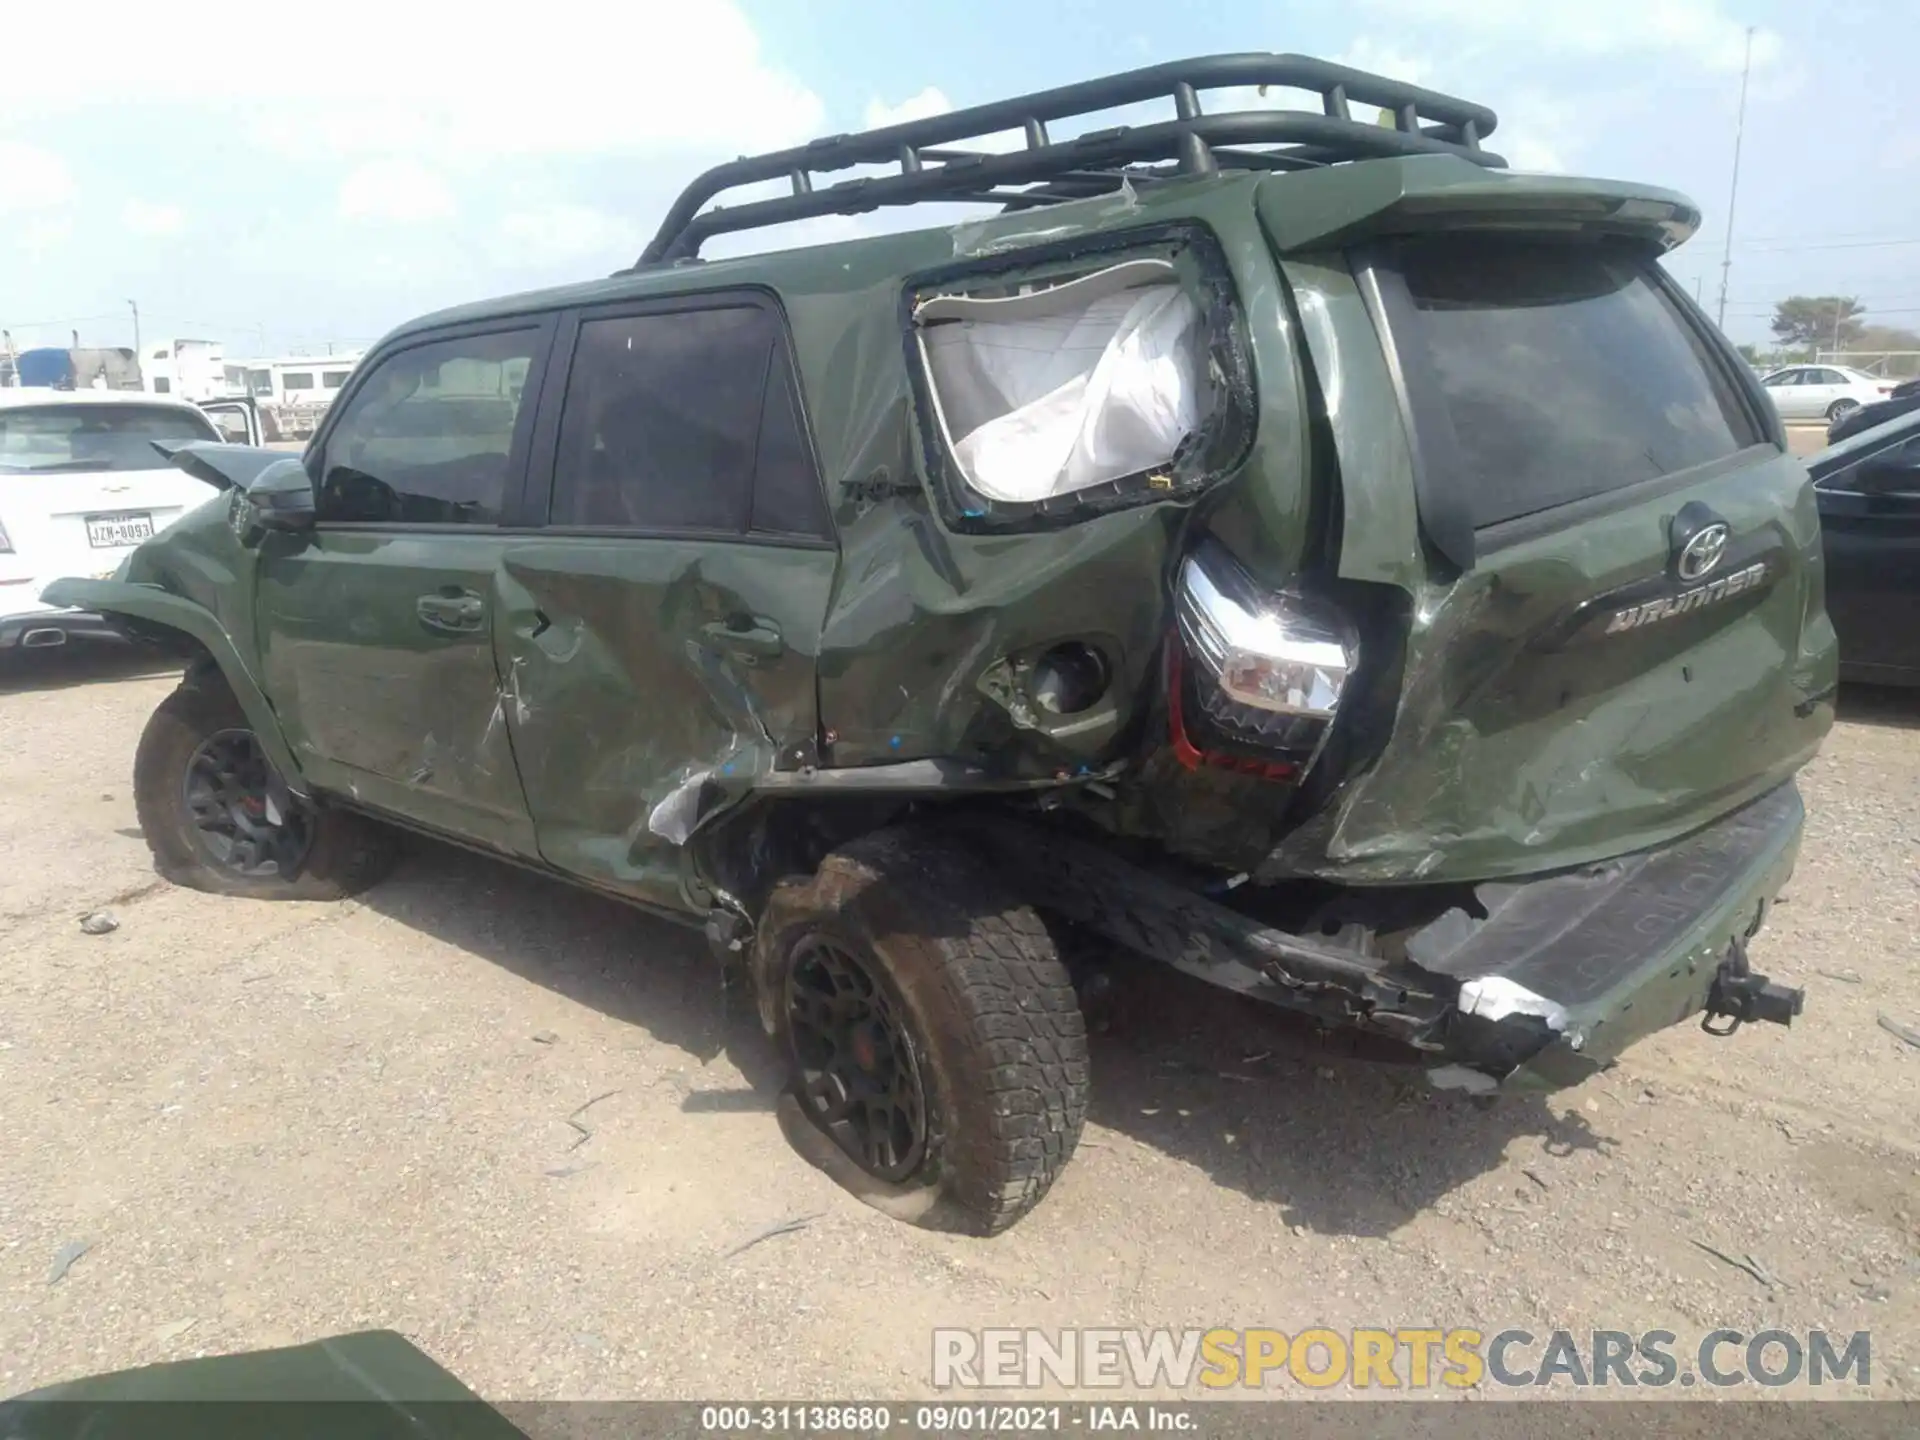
[783,179,1318,771]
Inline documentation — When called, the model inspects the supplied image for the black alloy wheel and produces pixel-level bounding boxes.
[181,728,314,878]
[784,934,929,1182]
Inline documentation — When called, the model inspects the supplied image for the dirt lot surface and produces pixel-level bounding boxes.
[1785,423,1830,458]
[1,644,1915,1403]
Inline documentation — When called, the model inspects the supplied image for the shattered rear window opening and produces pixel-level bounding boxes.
[906,235,1256,530]
[917,258,1212,505]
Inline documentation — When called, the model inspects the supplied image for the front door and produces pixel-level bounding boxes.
[1763,368,1812,420]
[254,321,554,854]
[498,296,837,912]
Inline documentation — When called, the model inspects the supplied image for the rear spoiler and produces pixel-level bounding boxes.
[1257,154,1701,254]
[150,440,290,494]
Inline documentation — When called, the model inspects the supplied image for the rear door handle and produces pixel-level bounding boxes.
[701,616,784,658]
[416,589,486,633]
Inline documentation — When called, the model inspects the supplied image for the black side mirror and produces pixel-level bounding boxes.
[228,456,316,546]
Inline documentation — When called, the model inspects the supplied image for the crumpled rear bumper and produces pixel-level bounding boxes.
[1414,781,1806,1092]
[965,782,1806,1093]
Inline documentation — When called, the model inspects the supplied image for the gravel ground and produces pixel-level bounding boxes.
[0,642,1915,1404]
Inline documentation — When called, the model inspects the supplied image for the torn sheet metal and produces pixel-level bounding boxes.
[649,768,719,846]
[1456,976,1570,1033]
[948,178,1139,258]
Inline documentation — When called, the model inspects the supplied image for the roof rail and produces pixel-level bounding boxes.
[635,52,1503,266]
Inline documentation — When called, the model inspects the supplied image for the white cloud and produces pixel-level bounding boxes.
[1332,40,1435,88]
[496,205,632,266]
[1491,92,1577,173]
[1354,0,1781,72]
[1882,134,1920,171]
[338,159,457,224]
[0,140,77,213]
[9,214,75,258]
[121,199,185,236]
[4,0,823,164]
[859,86,1031,153]
[864,88,953,131]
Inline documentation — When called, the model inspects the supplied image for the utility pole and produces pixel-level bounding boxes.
[1716,25,1756,332]
[127,299,140,359]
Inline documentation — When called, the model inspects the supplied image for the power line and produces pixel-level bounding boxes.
[1739,236,1920,254]
[1737,227,1918,244]
[0,312,127,331]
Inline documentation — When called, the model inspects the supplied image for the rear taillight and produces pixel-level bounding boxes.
[1175,539,1358,773]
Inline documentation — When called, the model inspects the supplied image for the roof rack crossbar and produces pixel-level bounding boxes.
[635,52,1503,265]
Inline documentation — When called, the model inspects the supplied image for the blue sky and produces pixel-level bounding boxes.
[1,0,1914,359]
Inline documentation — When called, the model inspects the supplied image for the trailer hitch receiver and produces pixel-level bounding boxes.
[1701,938,1804,1036]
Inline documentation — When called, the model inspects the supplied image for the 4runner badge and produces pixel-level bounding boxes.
[1602,559,1770,634]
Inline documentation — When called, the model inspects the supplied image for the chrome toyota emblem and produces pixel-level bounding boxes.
[1677,522,1730,581]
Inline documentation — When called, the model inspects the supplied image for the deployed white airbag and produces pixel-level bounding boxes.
[916,259,1209,504]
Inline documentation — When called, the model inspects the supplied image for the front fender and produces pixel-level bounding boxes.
[39,577,307,794]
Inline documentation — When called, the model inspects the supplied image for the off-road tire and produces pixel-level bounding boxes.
[758,828,1089,1236]
[133,677,396,900]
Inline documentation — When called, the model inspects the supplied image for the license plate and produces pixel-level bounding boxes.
[85,511,155,548]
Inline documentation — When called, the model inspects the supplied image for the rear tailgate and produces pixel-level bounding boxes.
[0,468,215,601]
[1254,165,1837,884]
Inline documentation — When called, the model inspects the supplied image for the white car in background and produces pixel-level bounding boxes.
[0,389,259,651]
[1757,364,1900,424]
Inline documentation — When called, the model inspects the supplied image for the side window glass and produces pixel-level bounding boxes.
[751,355,830,537]
[317,330,538,525]
[551,304,825,537]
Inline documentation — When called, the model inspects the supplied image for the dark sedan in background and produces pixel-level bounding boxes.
[1809,405,1920,686]
[1827,375,1920,444]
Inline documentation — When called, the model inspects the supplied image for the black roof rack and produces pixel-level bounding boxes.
[636,52,1504,266]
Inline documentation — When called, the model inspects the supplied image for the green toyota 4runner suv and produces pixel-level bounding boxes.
[49,55,1835,1236]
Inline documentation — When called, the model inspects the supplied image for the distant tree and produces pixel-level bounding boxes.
[1772,296,1866,350]
[1854,323,1920,354]
[1735,342,1762,365]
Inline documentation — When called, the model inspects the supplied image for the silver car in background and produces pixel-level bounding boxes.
[1758,364,1899,424]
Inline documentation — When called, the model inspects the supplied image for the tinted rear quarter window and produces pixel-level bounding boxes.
[551,304,828,538]
[1381,238,1762,530]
